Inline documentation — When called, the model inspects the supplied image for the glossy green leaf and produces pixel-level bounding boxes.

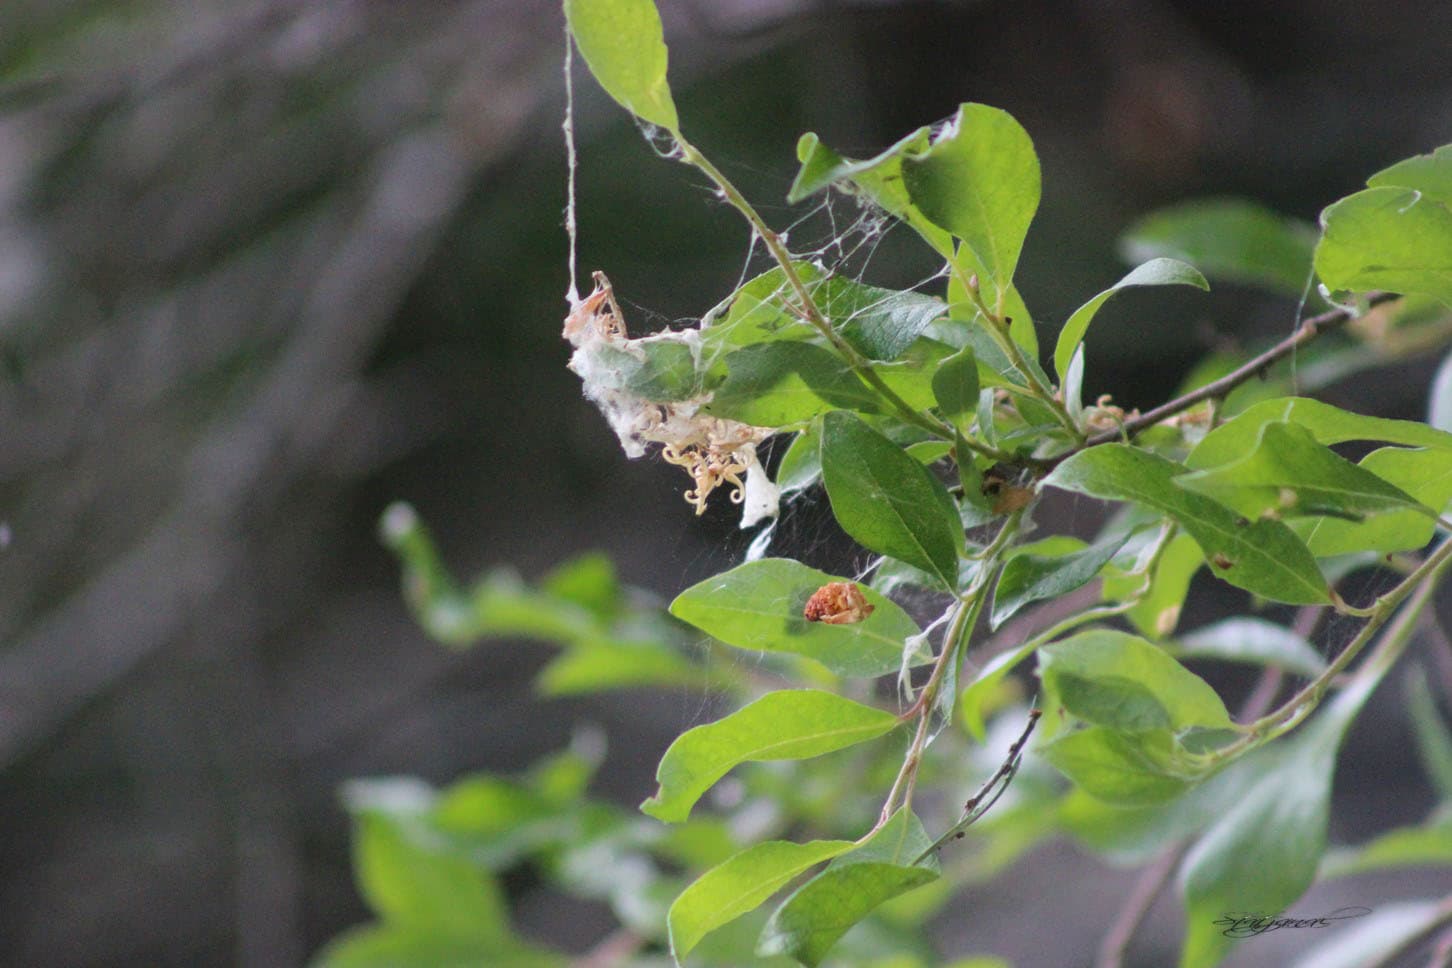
[702,263,825,351]
[1170,618,1326,678]
[669,558,922,677]
[873,337,960,411]
[705,342,878,427]
[668,838,856,961]
[564,0,678,130]
[820,411,964,586]
[1053,258,1207,380]
[1039,727,1192,806]
[757,810,939,966]
[1175,420,1427,520]
[1187,397,1452,470]
[641,689,900,823]
[991,533,1127,629]
[1045,445,1330,604]
[1295,446,1452,555]
[1367,144,1452,203]
[788,129,953,256]
[1039,630,1233,733]
[901,104,1040,295]
[1315,185,1452,304]
[1120,198,1317,296]
[818,277,947,361]
[1177,671,1382,968]
[932,346,979,434]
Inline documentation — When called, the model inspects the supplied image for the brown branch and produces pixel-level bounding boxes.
[1094,843,1187,968]
[1045,291,1399,469]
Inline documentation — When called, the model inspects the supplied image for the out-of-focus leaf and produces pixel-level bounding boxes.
[1321,818,1452,879]
[1407,665,1452,800]
[668,839,856,961]
[756,810,939,966]
[1045,445,1329,604]
[1177,670,1382,968]
[641,690,900,823]
[821,411,964,587]
[1170,618,1326,677]
[1104,531,1202,639]
[1053,258,1207,380]
[564,0,678,130]
[536,639,715,695]
[670,558,921,678]
[901,103,1040,300]
[1120,199,1318,296]
[1286,901,1444,968]
[777,424,823,494]
[1315,186,1452,305]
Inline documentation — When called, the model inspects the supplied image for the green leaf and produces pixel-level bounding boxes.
[1175,420,1427,520]
[1119,199,1317,297]
[349,802,510,941]
[1053,258,1208,380]
[1106,530,1202,639]
[820,411,965,586]
[1170,618,1326,678]
[932,346,979,435]
[669,558,922,677]
[946,244,1038,357]
[756,810,940,966]
[705,342,879,427]
[1295,446,1452,556]
[1186,397,1452,470]
[536,639,713,696]
[1038,630,1233,733]
[1039,727,1192,806]
[991,532,1127,629]
[788,129,953,256]
[1407,665,1452,799]
[1315,185,1452,304]
[702,263,825,351]
[1367,143,1452,204]
[1321,821,1452,880]
[667,838,856,961]
[314,925,564,968]
[641,689,900,823]
[817,277,948,361]
[777,425,822,494]
[1177,672,1382,968]
[1045,445,1330,604]
[901,104,1041,296]
[564,0,678,130]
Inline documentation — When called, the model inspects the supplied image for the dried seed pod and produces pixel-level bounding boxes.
[803,582,875,625]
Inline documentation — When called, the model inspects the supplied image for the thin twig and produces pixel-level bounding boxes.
[1045,291,1400,469]
[912,707,1041,864]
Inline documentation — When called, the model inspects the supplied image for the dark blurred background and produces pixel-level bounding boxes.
[2,1,1451,966]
